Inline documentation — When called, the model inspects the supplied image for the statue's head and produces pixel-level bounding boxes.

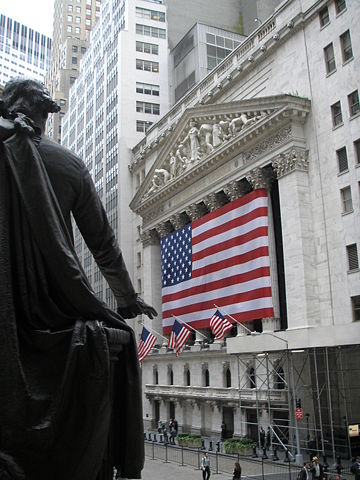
[1,77,60,123]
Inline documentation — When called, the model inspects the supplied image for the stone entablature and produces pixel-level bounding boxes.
[144,384,287,406]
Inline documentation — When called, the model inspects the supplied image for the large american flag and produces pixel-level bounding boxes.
[138,326,157,363]
[161,189,274,334]
[168,319,191,356]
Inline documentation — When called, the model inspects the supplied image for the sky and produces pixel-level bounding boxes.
[1,0,55,37]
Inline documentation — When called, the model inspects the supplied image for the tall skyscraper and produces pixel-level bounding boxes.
[0,14,51,86]
[61,0,169,315]
[46,0,103,143]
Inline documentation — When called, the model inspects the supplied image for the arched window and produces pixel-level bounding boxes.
[226,368,231,388]
[153,368,158,385]
[170,369,174,385]
[205,369,210,387]
[249,367,256,389]
[186,369,191,386]
[274,366,285,389]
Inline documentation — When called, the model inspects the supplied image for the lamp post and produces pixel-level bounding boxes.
[305,414,310,442]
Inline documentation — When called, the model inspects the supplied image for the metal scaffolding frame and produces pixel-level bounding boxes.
[235,344,360,462]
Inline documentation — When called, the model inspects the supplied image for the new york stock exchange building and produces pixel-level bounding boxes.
[128,0,360,460]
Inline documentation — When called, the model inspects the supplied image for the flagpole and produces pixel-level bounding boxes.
[172,314,210,340]
[214,304,253,334]
[143,323,168,342]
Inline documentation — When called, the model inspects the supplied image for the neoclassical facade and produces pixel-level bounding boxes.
[129,0,360,460]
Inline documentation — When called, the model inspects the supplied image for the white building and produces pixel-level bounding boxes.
[130,0,360,462]
[0,14,51,86]
[61,0,169,314]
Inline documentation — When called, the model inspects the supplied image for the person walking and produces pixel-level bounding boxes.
[232,461,241,480]
[298,463,310,480]
[310,456,324,480]
[200,451,211,480]
[351,456,360,480]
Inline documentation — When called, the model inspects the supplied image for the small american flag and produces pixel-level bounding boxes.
[210,309,233,339]
[168,319,191,356]
[161,189,274,334]
[138,326,157,363]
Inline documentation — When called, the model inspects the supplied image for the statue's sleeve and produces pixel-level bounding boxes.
[72,163,137,307]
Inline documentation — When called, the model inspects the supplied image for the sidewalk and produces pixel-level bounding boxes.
[142,457,232,480]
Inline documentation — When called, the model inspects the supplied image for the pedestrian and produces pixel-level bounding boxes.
[232,461,241,480]
[200,451,211,480]
[259,427,265,449]
[221,421,226,441]
[351,456,360,480]
[298,462,310,480]
[310,456,324,480]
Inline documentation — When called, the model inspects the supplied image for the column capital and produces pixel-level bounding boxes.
[155,221,173,238]
[185,202,208,221]
[272,148,309,179]
[203,192,227,212]
[169,212,189,230]
[141,229,160,247]
[223,180,251,202]
[246,167,274,190]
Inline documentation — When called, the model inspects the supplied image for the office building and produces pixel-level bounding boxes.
[0,14,51,86]
[46,0,103,143]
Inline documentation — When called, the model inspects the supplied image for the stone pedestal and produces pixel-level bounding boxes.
[262,317,281,332]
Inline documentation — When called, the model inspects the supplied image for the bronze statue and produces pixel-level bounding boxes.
[0,78,156,480]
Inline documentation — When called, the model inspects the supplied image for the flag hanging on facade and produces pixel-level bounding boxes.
[138,326,157,363]
[210,309,233,339]
[168,319,191,356]
[161,189,274,334]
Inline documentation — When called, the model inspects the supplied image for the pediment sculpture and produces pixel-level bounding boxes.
[143,110,269,199]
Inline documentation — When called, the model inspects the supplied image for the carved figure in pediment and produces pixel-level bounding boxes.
[170,149,185,179]
[183,121,202,164]
[169,151,177,179]
[229,113,249,136]
[146,173,161,196]
[199,124,214,155]
[218,120,231,141]
[212,122,223,147]
[154,168,170,185]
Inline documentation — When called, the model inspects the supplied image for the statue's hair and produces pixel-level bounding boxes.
[1,77,60,119]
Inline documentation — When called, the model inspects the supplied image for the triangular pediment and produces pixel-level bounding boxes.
[131,94,310,215]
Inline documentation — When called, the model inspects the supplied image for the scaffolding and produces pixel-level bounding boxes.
[236,344,360,462]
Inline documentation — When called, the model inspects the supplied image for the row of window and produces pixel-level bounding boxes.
[331,89,359,127]
[319,0,346,28]
[136,81,159,96]
[324,30,353,75]
[136,6,165,22]
[337,139,360,173]
[136,120,153,133]
[136,23,166,39]
[136,101,160,115]
[136,40,158,55]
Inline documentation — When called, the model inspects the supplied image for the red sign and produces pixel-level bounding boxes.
[296,408,303,419]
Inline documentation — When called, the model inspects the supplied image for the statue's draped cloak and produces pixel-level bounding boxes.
[0,119,144,480]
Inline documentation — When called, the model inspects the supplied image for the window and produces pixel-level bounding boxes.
[249,367,256,389]
[136,41,158,55]
[354,139,360,164]
[67,14,73,21]
[336,147,348,172]
[136,120,153,132]
[348,90,360,117]
[225,368,231,388]
[341,186,353,213]
[204,369,210,387]
[346,244,359,270]
[169,369,174,385]
[340,30,353,62]
[72,45,78,52]
[81,46,87,54]
[331,101,343,127]
[67,25,72,33]
[68,5,73,11]
[136,7,165,22]
[85,19,91,26]
[319,7,330,27]
[136,82,159,96]
[75,16,81,23]
[352,296,360,321]
[76,6,81,12]
[324,43,336,74]
[186,369,190,386]
[274,367,285,389]
[70,76,76,85]
[72,56,77,64]
[136,101,160,115]
[335,0,346,14]
[136,23,166,39]
[75,27,80,34]
[136,59,159,72]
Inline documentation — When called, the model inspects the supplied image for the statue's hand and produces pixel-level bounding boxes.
[117,295,158,320]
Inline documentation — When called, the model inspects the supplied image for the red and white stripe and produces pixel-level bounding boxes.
[138,331,157,363]
[210,312,233,339]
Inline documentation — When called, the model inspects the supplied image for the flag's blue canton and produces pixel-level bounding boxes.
[172,319,183,336]
[161,224,192,288]
[141,328,150,342]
